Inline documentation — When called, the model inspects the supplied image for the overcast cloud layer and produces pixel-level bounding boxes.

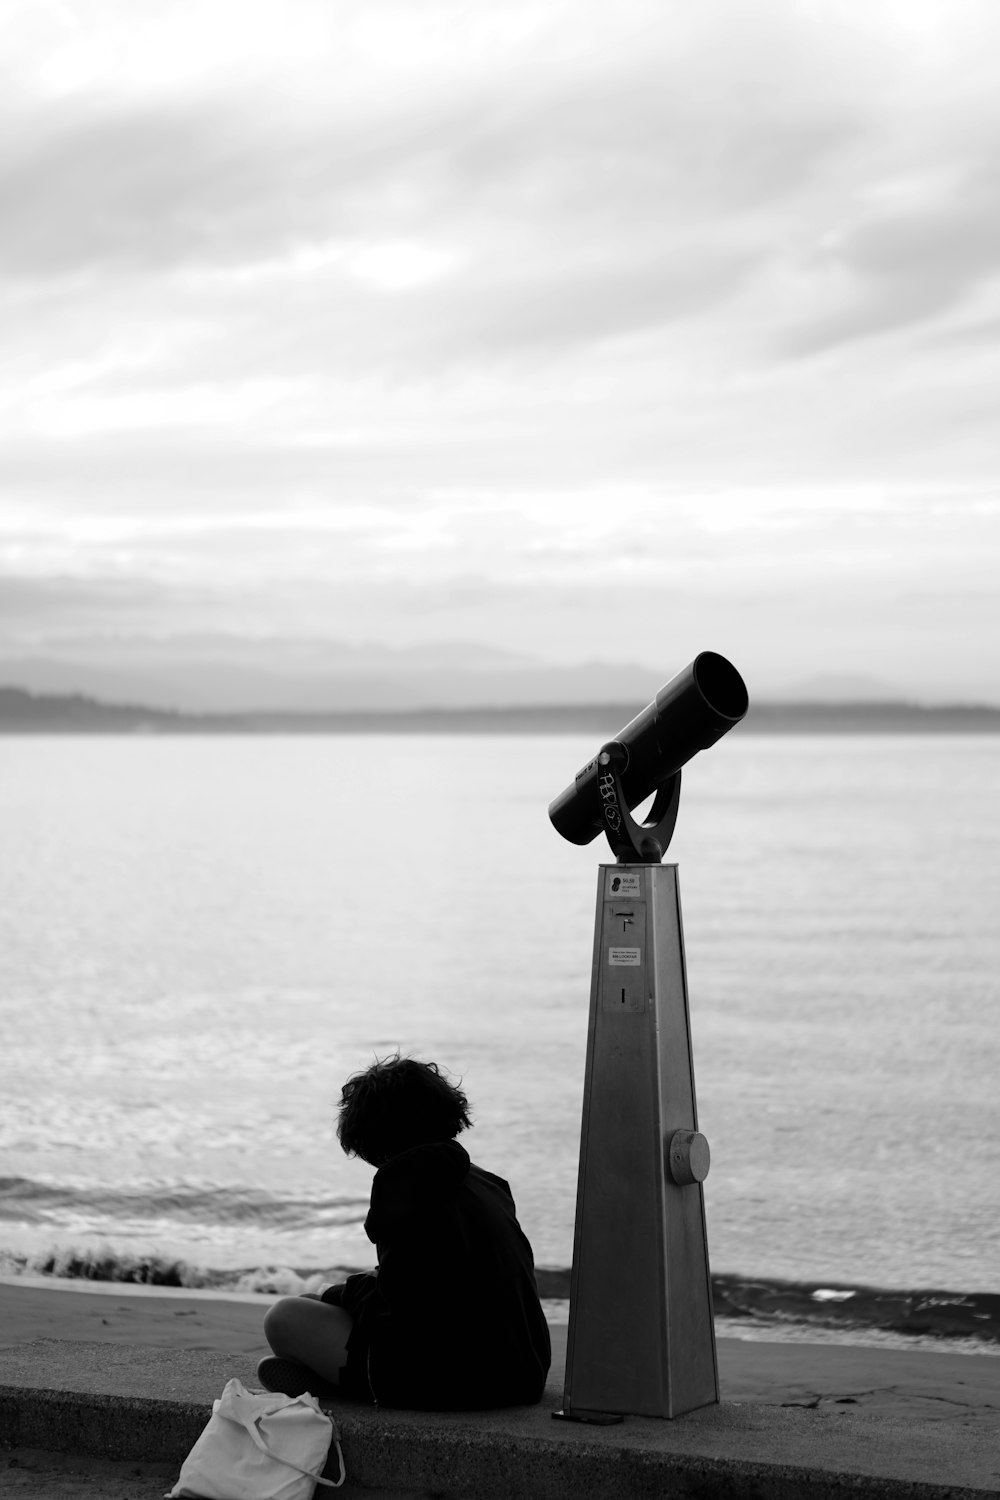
[2,0,999,701]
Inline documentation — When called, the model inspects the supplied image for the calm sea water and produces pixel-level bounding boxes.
[0,733,997,1293]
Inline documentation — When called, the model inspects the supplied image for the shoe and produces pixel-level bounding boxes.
[256,1356,336,1399]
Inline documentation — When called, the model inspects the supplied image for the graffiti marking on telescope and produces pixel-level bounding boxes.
[599,772,622,832]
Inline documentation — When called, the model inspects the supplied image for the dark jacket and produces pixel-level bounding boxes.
[322,1141,551,1410]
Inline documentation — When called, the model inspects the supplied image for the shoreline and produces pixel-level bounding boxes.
[2,1267,998,1357]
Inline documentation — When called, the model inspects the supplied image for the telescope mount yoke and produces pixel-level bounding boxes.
[596,741,682,864]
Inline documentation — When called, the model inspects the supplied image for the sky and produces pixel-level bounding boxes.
[2,0,1000,703]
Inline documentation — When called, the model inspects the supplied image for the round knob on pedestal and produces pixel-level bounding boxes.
[666,1129,711,1186]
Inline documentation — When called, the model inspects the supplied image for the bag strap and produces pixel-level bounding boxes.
[225,1405,347,1489]
[312,1432,347,1491]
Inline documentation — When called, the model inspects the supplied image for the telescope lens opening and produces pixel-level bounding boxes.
[692,652,749,721]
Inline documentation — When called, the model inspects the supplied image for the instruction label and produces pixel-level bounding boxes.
[606,871,642,899]
[608,946,641,966]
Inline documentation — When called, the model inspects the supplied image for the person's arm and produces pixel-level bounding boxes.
[298,1279,349,1302]
[320,1270,380,1314]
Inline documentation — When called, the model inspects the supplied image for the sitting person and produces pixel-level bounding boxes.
[258,1055,552,1410]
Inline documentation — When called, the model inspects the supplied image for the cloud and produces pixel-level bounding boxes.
[0,97,327,277]
[0,572,208,639]
[2,461,999,701]
[2,0,1000,698]
[4,0,977,395]
[785,166,1000,354]
[0,0,867,291]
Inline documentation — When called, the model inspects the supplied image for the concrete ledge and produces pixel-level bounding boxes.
[2,1340,999,1500]
[0,1386,206,1464]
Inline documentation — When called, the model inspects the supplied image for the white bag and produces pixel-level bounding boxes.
[167,1378,346,1499]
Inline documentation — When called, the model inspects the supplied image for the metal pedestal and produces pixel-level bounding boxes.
[560,862,718,1420]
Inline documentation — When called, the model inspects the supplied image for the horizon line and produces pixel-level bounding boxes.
[2,684,1000,728]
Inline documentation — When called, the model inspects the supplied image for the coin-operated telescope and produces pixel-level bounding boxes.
[549,650,748,860]
[550,652,748,1425]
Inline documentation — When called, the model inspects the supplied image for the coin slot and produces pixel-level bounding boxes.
[601,900,647,1013]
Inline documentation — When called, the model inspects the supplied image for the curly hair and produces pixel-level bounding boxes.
[336,1055,472,1166]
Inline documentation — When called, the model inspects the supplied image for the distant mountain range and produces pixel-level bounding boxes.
[2,686,999,734]
[0,639,669,714]
[1,638,993,717]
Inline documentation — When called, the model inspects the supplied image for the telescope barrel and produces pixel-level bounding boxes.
[548,652,749,846]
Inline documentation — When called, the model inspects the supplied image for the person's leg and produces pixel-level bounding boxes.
[263,1296,354,1384]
